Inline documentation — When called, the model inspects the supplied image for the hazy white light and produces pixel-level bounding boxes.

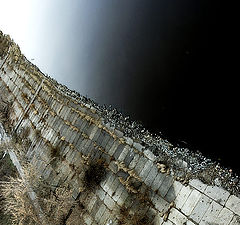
[0,1,32,46]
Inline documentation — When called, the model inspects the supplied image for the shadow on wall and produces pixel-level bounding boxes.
[71,159,177,225]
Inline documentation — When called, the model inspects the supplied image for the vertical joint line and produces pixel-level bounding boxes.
[14,78,45,132]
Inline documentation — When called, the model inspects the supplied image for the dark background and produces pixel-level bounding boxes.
[81,1,238,173]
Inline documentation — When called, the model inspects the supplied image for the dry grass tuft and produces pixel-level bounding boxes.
[0,98,13,132]
[0,177,40,225]
[0,163,77,225]
[84,158,106,189]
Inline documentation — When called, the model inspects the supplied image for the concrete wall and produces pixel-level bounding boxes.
[1,31,240,225]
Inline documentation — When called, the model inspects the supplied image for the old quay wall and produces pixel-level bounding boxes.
[0,31,240,225]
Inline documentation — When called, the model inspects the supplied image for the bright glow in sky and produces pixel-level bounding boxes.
[0,0,96,94]
[0,1,33,51]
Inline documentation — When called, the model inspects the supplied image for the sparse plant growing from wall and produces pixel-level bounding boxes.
[0,98,13,132]
[118,205,151,225]
[83,158,107,190]
[50,145,61,159]
[0,163,78,225]
[0,150,18,224]
[0,176,40,225]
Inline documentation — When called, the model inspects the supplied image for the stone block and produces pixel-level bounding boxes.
[63,107,71,120]
[144,164,159,186]
[95,130,107,146]
[96,187,106,201]
[151,193,169,213]
[181,189,202,216]
[230,215,240,225]
[105,136,115,153]
[175,185,192,209]
[189,178,207,192]
[75,117,84,130]
[72,132,81,146]
[199,201,223,225]
[79,120,88,132]
[90,127,100,141]
[124,149,135,167]
[186,220,195,225]
[69,130,78,144]
[128,153,140,169]
[116,188,128,206]
[108,177,121,196]
[72,188,80,200]
[139,160,154,181]
[59,124,68,137]
[100,171,112,189]
[204,185,230,206]
[216,207,234,225]
[104,194,116,211]
[152,172,166,192]
[116,170,129,180]
[42,167,53,180]
[108,161,118,174]
[114,129,123,138]
[226,195,240,216]
[82,140,93,156]
[118,145,130,161]
[133,142,144,152]
[90,197,101,217]
[165,180,183,203]
[189,194,212,224]
[144,149,157,161]
[113,143,125,160]
[108,141,119,156]
[86,195,98,212]
[95,204,106,222]
[153,213,164,225]
[162,221,173,225]
[77,138,88,154]
[134,156,148,176]
[158,175,174,197]
[101,134,111,148]
[112,183,125,202]
[103,173,116,193]
[168,208,187,225]
[124,137,133,146]
[90,147,101,161]
[83,214,93,225]
[65,149,75,164]
[99,208,111,225]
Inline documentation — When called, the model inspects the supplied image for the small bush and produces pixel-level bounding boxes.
[119,205,150,225]
[84,159,106,189]
[0,163,76,225]
[50,146,61,158]
[0,151,18,225]
[0,100,13,132]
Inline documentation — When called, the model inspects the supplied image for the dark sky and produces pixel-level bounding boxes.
[82,1,237,173]
[1,0,237,173]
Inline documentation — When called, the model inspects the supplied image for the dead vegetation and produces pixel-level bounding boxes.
[84,158,107,189]
[50,145,61,159]
[118,205,151,225]
[118,184,155,225]
[0,163,78,225]
[0,97,13,133]
[0,176,40,225]
[0,151,18,225]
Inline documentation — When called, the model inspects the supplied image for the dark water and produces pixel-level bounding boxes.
[74,1,237,173]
